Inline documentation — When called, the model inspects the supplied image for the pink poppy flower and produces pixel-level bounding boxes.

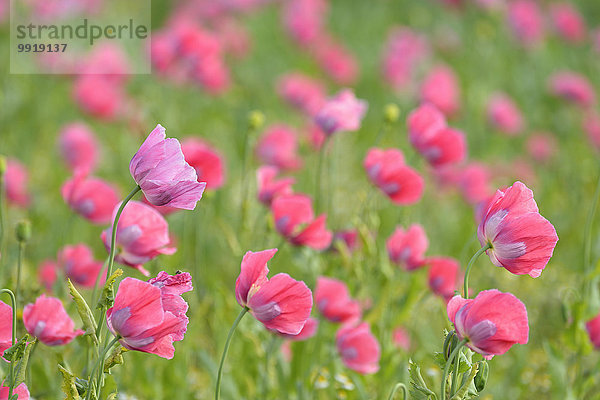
[276,317,319,341]
[458,163,494,205]
[414,127,467,168]
[58,122,99,174]
[407,103,447,148]
[214,18,251,59]
[255,125,303,171]
[584,112,600,150]
[447,289,529,359]
[477,181,558,278]
[72,75,125,120]
[235,249,313,335]
[550,2,586,43]
[4,159,30,208]
[386,224,429,270]
[427,257,462,301]
[58,244,104,288]
[0,301,12,356]
[507,0,545,47]
[147,271,193,318]
[313,35,359,85]
[382,27,429,92]
[364,148,424,206]
[106,272,192,359]
[101,201,176,276]
[79,42,130,79]
[256,166,295,206]
[526,133,557,162]
[271,194,333,250]
[0,382,29,400]
[150,20,230,94]
[315,277,361,324]
[38,260,58,291]
[586,312,600,349]
[130,124,206,210]
[61,174,120,225]
[277,73,326,116]
[549,72,596,108]
[420,65,460,116]
[314,89,367,136]
[181,138,226,190]
[487,93,524,136]
[23,295,84,346]
[282,0,328,46]
[336,323,380,374]
[392,327,411,351]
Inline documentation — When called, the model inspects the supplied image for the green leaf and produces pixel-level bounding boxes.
[103,345,128,374]
[3,335,29,363]
[67,279,98,346]
[96,269,123,310]
[58,364,82,400]
[14,337,37,387]
[106,393,118,400]
[408,359,437,400]
[457,352,472,374]
[433,352,447,370]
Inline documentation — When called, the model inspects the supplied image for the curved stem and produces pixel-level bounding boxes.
[0,289,17,397]
[215,307,248,400]
[388,382,407,400]
[463,244,491,299]
[105,185,141,282]
[441,339,468,400]
[85,336,121,400]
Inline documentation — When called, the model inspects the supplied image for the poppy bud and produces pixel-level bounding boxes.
[474,361,489,392]
[443,330,458,360]
[248,110,265,131]
[0,155,6,177]
[384,103,400,124]
[15,220,32,243]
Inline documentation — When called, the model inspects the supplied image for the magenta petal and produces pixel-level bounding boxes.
[235,249,278,307]
[247,273,313,335]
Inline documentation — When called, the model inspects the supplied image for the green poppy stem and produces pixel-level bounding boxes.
[463,243,492,299]
[215,307,248,400]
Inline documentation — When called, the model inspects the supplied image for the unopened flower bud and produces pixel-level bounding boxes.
[443,330,458,360]
[384,103,400,124]
[474,360,489,392]
[0,155,6,177]
[248,110,265,131]
[15,220,32,243]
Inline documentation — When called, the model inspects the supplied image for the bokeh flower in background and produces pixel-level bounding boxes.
[336,322,380,374]
[61,174,120,225]
[386,224,429,270]
[23,295,84,346]
[101,201,176,276]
